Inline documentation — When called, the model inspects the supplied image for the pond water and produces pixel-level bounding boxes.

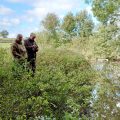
[92,59,120,79]
[91,59,120,108]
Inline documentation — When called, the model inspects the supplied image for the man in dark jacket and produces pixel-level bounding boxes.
[24,33,38,76]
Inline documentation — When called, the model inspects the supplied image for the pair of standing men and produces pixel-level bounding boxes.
[11,33,38,77]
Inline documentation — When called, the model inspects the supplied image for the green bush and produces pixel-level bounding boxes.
[0,48,96,119]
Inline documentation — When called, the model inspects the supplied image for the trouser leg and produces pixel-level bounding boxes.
[27,58,36,76]
[31,59,36,73]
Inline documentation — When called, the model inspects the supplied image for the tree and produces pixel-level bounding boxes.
[0,30,9,38]
[61,12,76,36]
[42,13,59,33]
[42,13,60,43]
[92,0,120,59]
[76,10,94,37]
[92,0,120,24]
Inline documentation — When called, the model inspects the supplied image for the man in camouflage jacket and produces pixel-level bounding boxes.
[11,34,26,61]
[11,34,26,77]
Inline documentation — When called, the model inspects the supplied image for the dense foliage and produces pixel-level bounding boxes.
[0,0,120,119]
[0,48,96,119]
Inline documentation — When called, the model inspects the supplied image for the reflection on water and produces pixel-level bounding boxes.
[91,59,120,108]
[92,59,120,79]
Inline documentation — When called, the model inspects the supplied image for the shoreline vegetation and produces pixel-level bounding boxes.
[0,0,120,118]
[0,34,120,119]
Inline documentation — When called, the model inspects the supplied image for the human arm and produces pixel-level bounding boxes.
[33,42,39,52]
[11,44,22,58]
[24,40,34,50]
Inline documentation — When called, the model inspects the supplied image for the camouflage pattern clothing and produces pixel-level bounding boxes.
[11,40,26,60]
[11,40,27,78]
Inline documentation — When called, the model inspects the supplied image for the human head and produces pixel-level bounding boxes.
[30,33,36,40]
[16,34,23,42]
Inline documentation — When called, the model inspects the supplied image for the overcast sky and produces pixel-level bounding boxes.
[0,0,97,38]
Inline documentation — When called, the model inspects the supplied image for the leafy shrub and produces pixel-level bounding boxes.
[0,48,96,119]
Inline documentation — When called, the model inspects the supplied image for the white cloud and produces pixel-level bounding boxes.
[5,0,88,23]
[3,0,94,36]
[7,0,25,3]
[26,7,47,19]
[25,0,84,20]
[0,5,13,15]
[0,18,20,27]
[32,0,75,11]
[6,0,79,22]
